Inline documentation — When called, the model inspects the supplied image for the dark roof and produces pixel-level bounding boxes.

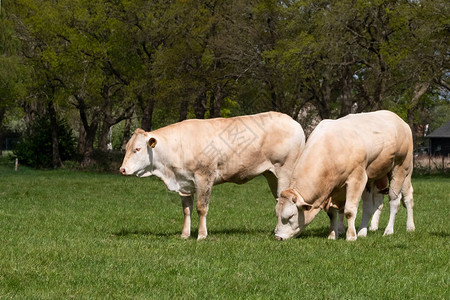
[427,121,450,138]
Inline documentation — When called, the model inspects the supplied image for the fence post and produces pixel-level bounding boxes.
[428,154,431,174]
[15,158,18,171]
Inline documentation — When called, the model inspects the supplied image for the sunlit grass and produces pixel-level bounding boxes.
[0,158,448,298]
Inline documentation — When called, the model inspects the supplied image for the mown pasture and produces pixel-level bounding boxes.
[0,158,448,299]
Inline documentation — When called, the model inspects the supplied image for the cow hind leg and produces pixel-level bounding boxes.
[357,189,373,238]
[369,192,384,231]
[181,195,194,239]
[402,174,415,232]
[383,169,406,236]
[384,193,401,236]
[338,211,345,236]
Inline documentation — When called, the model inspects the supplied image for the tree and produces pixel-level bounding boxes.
[4,0,449,169]
[0,1,29,156]
[262,0,449,125]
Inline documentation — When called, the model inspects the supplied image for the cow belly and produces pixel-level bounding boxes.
[216,160,272,184]
[365,153,395,179]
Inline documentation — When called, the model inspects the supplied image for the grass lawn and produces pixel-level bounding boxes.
[0,157,448,299]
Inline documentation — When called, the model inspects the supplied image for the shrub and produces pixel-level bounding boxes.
[14,114,76,168]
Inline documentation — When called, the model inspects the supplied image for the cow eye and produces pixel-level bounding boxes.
[134,148,141,153]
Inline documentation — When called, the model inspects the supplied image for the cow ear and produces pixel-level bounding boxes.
[148,137,157,148]
[280,189,297,203]
[289,190,312,211]
[281,188,311,210]
[299,203,313,211]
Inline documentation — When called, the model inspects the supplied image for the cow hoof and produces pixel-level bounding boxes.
[181,234,190,239]
[327,232,336,240]
[383,228,394,236]
[369,225,378,231]
[346,235,357,241]
[197,234,207,241]
[406,224,415,232]
[357,228,367,238]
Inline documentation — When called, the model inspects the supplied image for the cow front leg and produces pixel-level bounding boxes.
[345,170,368,241]
[327,207,339,240]
[181,195,193,239]
[195,176,213,241]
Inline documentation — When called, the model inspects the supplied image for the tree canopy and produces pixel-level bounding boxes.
[0,0,448,166]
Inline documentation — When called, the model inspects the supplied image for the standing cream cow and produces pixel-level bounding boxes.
[120,112,305,240]
[274,110,415,241]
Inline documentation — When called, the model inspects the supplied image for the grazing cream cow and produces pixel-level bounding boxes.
[120,112,305,240]
[274,110,415,241]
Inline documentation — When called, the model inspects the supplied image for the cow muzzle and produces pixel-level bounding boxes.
[120,167,127,175]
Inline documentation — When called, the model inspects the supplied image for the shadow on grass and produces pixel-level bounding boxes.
[112,226,333,239]
[296,226,331,239]
[429,231,450,238]
[112,228,179,237]
[112,228,269,238]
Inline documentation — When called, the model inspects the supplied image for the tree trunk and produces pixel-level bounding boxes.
[315,99,330,120]
[194,91,207,119]
[121,117,131,151]
[76,95,99,167]
[98,120,111,153]
[0,107,5,157]
[77,121,86,155]
[313,78,332,120]
[98,86,113,153]
[81,123,98,167]
[210,84,223,118]
[407,82,430,149]
[339,66,354,117]
[179,99,189,121]
[372,57,387,110]
[268,81,277,111]
[48,100,63,168]
[139,95,154,131]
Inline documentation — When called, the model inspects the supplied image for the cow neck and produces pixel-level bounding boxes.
[150,132,186,193]
[293,171,339,209]
[150,146,180,193]
[291,137,343,208]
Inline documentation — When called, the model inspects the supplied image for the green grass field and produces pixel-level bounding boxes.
[0,157,448,299]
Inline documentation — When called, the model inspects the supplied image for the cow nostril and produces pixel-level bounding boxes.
[120,168,126,175]
[276,236,283,241]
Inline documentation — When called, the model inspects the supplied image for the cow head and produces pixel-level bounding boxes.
[120,128,157,177]
[274,188,321,240]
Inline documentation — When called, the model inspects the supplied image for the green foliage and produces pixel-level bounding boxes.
[2,0,449,165]
[13,114,76,168]
[429,103,450,132]
[0,163,448,298]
